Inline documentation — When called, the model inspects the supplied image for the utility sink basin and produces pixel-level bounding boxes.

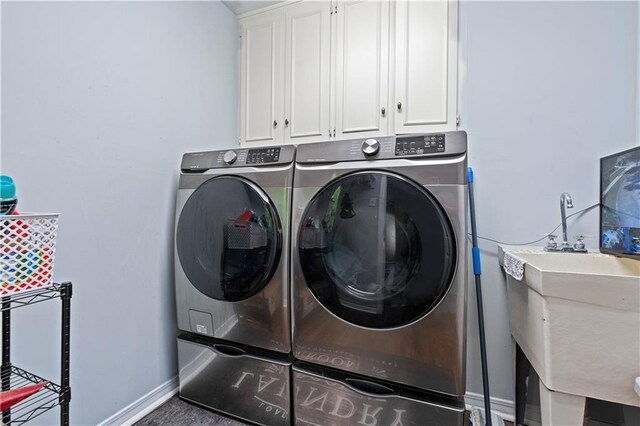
[499,247,640,408]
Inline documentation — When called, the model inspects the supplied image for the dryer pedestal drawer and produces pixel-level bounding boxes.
[177,335,292,425]
[293,363,466,426]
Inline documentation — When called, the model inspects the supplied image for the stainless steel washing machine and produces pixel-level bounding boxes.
[291,132,468,399]
[175,145,294,354]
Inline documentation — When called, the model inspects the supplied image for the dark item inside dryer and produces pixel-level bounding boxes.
[177,176,281,302]
[298,171,456,328]
[222,215,270,300]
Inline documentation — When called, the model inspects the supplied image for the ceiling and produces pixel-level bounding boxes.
[222,1,285,16]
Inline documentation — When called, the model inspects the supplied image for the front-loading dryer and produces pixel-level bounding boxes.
[175,145,294,354]
[291,132,468,403]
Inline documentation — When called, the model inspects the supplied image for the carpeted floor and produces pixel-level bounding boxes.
[134,396,250,426]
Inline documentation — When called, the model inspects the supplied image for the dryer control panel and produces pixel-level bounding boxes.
[395,134,445,156]
[180,145,294,172]
[246,147,281,164]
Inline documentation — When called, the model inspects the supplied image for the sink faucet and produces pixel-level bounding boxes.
[560,192,573,249]
[545,192,587,253]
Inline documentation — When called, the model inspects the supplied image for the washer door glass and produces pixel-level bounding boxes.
[298,172,456,328]
[177,176,281,301]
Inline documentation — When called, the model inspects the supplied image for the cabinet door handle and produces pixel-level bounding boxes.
[273,120,278,128]
[285,119,289,127]
[397,102,402,111]
[381,107,386,116]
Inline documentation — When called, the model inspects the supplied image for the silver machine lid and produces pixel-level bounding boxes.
[295,131,467,164]
[180,145,295,172]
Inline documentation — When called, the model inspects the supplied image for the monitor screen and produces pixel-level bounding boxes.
[600,146,640,258]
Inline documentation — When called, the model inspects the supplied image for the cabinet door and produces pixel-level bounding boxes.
[284,1,332,144]
[240,12,285,145]
[334,0,389,140]
[394,0,458,134]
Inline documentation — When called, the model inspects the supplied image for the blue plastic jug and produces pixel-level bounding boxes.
[0,176,17,215]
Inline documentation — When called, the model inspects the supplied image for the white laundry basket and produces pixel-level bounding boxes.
[0,213,59,296]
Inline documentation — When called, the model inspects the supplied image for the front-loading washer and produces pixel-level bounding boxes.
[174,145,294,354]
[291,132,468,402]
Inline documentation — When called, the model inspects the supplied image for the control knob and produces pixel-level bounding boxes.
[223,150,237,165]
[362,139,380,156]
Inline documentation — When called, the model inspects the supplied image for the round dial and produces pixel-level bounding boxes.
[223,150,237,165]
[362,139,380,156]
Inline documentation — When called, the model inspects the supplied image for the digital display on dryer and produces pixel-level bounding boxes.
[247,148,281,164]
[395,134,445,156]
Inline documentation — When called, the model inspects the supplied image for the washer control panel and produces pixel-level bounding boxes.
[296,131,466,164]
[246,147,281,164]
[395,134,445,156]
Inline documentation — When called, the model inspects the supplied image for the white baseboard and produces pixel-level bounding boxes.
[98,376,178,426]
[465,392,515,422]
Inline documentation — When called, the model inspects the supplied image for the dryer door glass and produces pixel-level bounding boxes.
[177,176,281,301]
[298,172,456,328]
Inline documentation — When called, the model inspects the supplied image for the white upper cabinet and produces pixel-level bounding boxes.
[240,11,285,145]
[238,0,458,145]
[334,0,389,139]
[284,1,332,143]
[394,0,458,134]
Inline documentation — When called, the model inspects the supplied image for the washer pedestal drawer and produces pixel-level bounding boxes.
[177,334,292,425]
[293,362,467,426]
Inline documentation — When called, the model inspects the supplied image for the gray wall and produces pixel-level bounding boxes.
[459,0,639,407]
[1,1,238,424]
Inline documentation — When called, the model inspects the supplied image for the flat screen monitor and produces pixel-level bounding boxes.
[600,146,640,258]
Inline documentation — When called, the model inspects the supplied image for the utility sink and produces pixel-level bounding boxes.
[499,247,640,409]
